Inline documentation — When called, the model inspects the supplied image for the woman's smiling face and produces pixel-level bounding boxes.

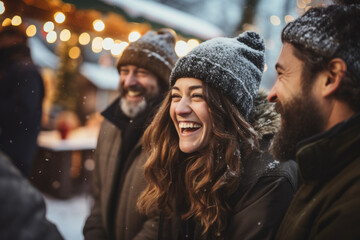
[170,77,212,153]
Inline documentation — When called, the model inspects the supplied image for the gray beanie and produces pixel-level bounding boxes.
[170,31,265,119]
[117,29,178,86]
[282,4,360,82]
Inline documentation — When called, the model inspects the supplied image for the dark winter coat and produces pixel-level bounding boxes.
[159,91,298,240]
[0,46,44,177]
[275,112,360,240]
[0,150,63,240]
[83,99,158,240]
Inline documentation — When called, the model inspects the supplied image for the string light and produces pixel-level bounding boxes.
[128,31,141,42]
[93,19,105,32]
[46,30,57,43]
[111,41,128,56]
[175,40,188,57]
[79,32,90,45]
[54,11,65,24]
[92,36,103,53]
[2,17,11,26]
[102,37,114,50]
[60,29,71,41]
[0,1,5,15]
[11,15,22,26]
[26,24,37,37]
[43,21,55,32]
[284,15,295,24]
[270,15,281,26]
[187,39,199,51]
[69,46,81,59]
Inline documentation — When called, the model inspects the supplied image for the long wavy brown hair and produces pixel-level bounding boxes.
[137,82,260,237]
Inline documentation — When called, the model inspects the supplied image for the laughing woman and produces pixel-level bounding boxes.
[138,32,297,240]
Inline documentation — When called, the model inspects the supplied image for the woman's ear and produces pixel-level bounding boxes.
[322,58,347,97]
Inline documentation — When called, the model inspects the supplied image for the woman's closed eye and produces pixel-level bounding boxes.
[170,93,181,101]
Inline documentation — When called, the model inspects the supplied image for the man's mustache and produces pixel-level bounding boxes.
[275,102,284,115]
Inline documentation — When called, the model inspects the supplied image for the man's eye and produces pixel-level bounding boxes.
[120,69,129,75]
[137,71,148,76]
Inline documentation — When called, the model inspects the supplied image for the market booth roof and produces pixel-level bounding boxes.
[3,0,225,41]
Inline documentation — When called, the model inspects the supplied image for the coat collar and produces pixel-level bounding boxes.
[296,112,360,182]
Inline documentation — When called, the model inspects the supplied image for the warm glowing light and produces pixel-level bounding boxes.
[305,6,312,11]
[93,19,105,32]
[2,18,11,26]
[128,31,141,42]
[43,21,55,32]
[102,37,114,50]
[69,46,81,59]
[270,15,281,26]
[46,31,57,43]
[60,29,71,41]
[92,36,103,53]
[79,32,90,45]
[263,64,268,73]
[284,15,295,24]
[0,1,5,15]
[111,41,128,56]
[26,25,37,37]
[187,39,199,51]
[175,40,188,57]
[11,15,22,26]
[54,12,65,24]
[297,0,306,9]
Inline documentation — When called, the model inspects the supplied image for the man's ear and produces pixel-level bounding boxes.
[322,58,347,97]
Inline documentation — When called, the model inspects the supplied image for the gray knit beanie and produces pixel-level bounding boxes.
[170,31,265,119]
[116,29,178,86]
[282,3,360,83]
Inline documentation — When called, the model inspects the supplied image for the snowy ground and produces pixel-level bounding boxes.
[43,194,93,240]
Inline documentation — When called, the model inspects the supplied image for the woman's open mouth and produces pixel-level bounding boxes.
[179,122,202,134]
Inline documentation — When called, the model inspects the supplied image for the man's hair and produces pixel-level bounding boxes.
[138,82,259,237]
[281,4,360,111]
[291,44,360,111]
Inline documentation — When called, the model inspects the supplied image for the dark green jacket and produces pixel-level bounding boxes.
[276,112,360,240]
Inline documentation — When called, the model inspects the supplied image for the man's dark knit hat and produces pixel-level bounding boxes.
[116,29,178,86]
[170,31,265,119]
[282,3,360,83]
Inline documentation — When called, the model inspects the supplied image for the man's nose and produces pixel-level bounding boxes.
[124,72,138,87]
[267,81,279,102]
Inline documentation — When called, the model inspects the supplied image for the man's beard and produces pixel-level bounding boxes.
[270,92,326,162]
[119,84,159,119]
[119,97,147,119]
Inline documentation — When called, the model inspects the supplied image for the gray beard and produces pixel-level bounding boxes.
[119,97,147,119]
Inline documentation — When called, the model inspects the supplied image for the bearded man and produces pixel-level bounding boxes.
[267,2,360,240]
[83,29,178,240]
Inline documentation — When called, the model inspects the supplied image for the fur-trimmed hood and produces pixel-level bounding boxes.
[248,89,280,138]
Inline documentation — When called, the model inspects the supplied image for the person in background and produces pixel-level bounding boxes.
[0,25,44,177]
[83,29,178,240]
[266,1,360,239]
[0,149,63,240]
[138,31,297,240]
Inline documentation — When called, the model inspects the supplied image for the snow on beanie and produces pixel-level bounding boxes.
[282,3,360,83]
[170,31,265,119]
[116,29,178,86]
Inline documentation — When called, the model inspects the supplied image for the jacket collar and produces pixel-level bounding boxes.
[296,112,360,182]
